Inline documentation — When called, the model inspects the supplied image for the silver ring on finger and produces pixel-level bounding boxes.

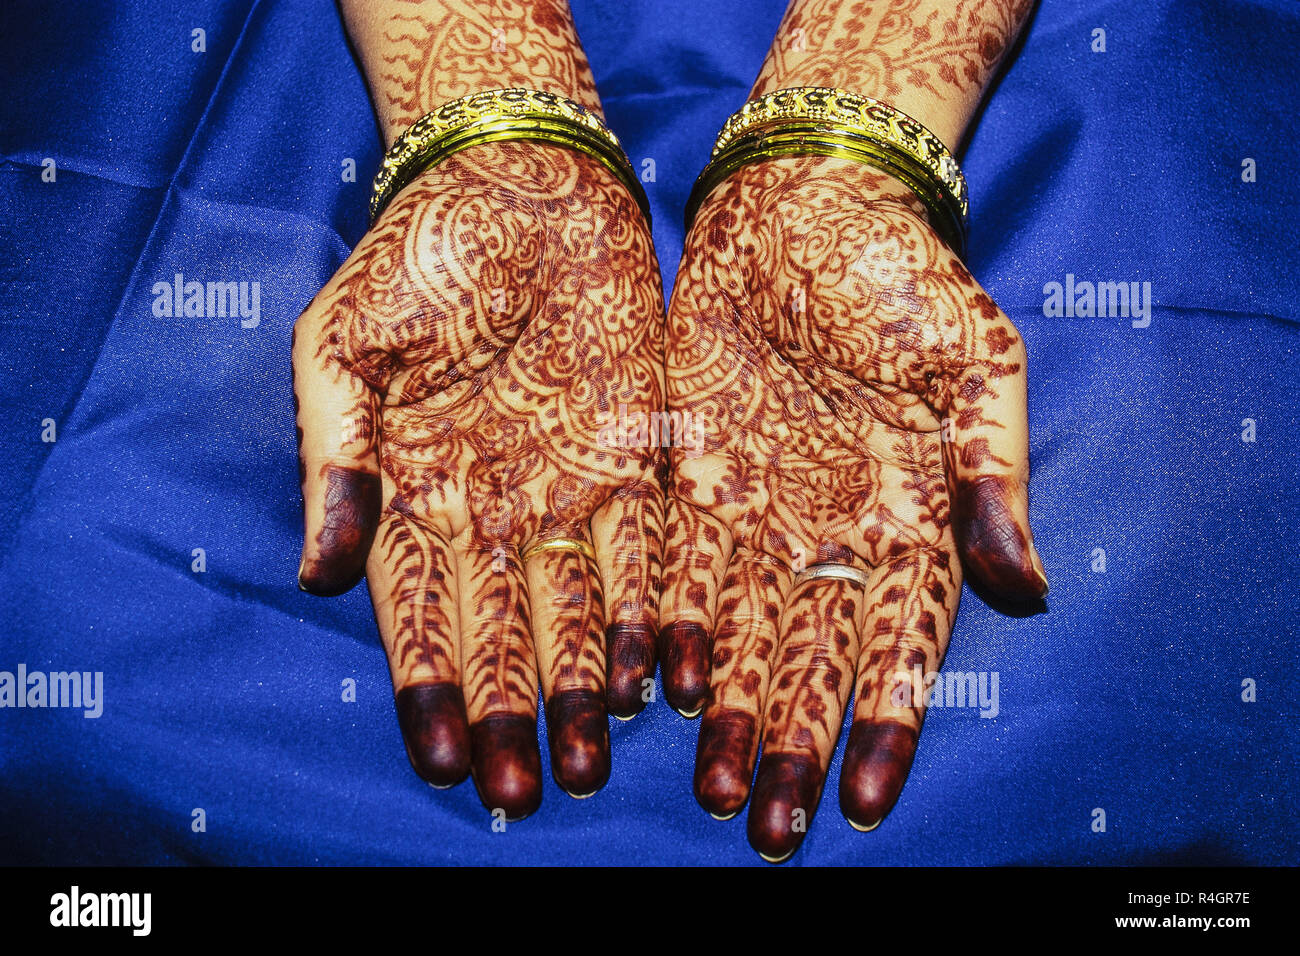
[791,562,872,590]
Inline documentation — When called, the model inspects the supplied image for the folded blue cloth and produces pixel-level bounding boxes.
[1,0,1295,864]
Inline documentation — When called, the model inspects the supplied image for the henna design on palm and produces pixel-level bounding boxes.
[660,155,1046,861]
[294,141,665,817]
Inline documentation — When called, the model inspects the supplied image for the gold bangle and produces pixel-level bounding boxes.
[369,88,650,225]
[685,87,969,257]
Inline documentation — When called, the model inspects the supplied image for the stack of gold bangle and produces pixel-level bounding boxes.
[370,88,650,224]
[685,87,969,257]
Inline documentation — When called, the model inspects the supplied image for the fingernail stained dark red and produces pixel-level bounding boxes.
[746,752,821,863]
[546,689,610,797]
[694,710,758,818]
[952,474,1046,600]
[298,465,381,596]
[395,683,471,788]
[470,713,543,820]
[606,622,656,718]
[839,720,918,829]
[658,621,711,715]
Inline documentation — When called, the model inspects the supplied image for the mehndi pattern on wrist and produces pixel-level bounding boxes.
[370,88,650,224]
[686,86,968,256]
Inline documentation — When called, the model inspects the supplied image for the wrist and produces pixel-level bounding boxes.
[750,0,1034,151]
[341,0,603,148]
[369,92,649,225]
[751,75,970,156]
[378,79,604,150]
[687,88,967,254]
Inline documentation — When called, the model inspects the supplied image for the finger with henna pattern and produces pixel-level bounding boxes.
[747,570,867,862]
[659,496,734,717]
[694,550,792,819]
[293,297,381,597]
[934,265,1048,601]
[592,478,664,719]
[367,511,469,788]
[525,531,610,798]
[456,534,543,819]
[839,546,959,831]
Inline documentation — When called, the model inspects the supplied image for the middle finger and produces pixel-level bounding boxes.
[747,561,868,862]
[524,529,610,799]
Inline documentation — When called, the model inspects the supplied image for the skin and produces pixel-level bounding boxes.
[296,0,665,818]
[660,0,1044,861]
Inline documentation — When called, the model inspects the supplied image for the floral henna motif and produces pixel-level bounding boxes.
[661,154,1045,859]
[294,140,664,815]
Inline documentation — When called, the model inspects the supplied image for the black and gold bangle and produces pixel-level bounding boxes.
[370,88,650,225]
[685,87,969,257]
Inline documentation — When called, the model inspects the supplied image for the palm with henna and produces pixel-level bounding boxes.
[660,155,1047,860]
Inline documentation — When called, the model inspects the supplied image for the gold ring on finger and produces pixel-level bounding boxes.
[520,536,596,563]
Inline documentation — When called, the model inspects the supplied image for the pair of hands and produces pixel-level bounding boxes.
[293,139,1046,861]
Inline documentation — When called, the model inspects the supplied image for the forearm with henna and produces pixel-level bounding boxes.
[340,0,603,143]
[753,0,1034,149]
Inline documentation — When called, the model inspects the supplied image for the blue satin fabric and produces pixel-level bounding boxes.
[1,0,1296,865]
